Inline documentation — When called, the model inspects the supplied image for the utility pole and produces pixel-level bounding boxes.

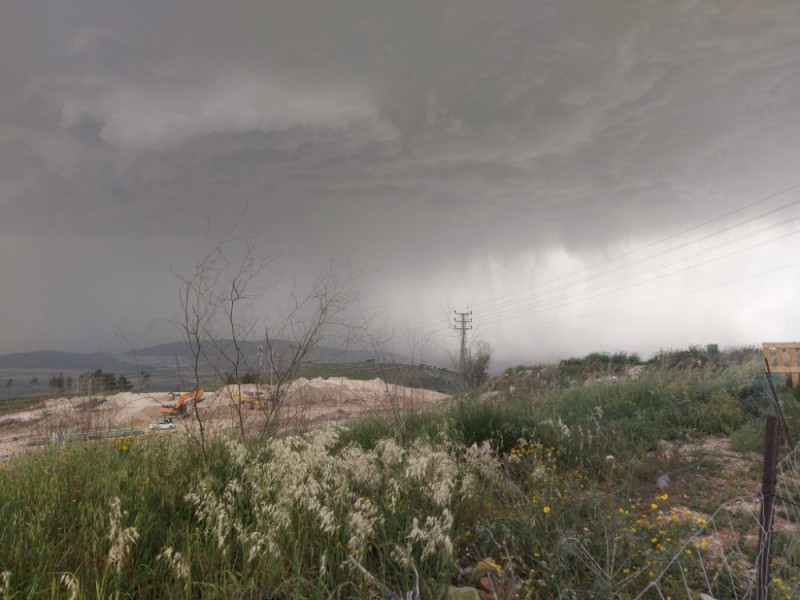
[453,310,473,374]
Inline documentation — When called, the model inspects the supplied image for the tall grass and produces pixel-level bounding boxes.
[0,434,215,598]
[0,350,779,598]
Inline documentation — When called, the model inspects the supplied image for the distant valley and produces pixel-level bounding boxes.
[0,340,376,398]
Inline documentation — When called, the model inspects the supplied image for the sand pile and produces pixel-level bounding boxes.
[0,378,451,457]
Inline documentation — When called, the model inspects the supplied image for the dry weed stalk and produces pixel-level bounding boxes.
[345,556,420,600]
[59,572,80,600]
[185,427,503,577]
[158,547,190,580]
[107,497,139,573]
[0,570,10,595]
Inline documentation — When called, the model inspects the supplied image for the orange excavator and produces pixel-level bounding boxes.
[160,389,204,417]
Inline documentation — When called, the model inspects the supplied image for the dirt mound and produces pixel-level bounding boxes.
[0,378,450,460]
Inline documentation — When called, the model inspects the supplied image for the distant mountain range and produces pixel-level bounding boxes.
[0,340,373,377]
[0,341,463,400]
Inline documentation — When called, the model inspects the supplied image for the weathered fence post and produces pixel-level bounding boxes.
[757,414,779,600]
[764,359,794,448]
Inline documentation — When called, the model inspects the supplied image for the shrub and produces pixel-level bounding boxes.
[449,398,537,453]
[730,419,764,453]
[185,428,503,598]
[684,390,746,435]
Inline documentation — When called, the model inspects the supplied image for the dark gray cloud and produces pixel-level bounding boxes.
[2,0,800,364]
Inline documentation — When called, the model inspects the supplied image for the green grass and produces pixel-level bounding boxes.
[0,348,789,598]
[0,395,50,414]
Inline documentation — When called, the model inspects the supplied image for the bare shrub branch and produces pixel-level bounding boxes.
[173,220,360,444]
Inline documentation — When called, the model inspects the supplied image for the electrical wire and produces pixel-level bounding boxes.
[477,259,800,335]
[404,182,800,338]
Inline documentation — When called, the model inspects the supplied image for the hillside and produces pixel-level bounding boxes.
[0,341,388,399]
[2,345,800,599]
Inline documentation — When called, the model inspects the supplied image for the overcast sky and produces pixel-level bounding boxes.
[1,0,799,367]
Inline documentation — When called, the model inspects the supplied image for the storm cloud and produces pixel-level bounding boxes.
[1,0,799,365]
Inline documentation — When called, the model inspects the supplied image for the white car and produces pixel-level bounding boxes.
[149,418,177,430]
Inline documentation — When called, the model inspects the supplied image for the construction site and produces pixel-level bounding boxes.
[0,377,451,463]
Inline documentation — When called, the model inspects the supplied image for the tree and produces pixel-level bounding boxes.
[77,372,90,395]
[116,375,133,392]
[450,339,492,393]
[30,376,39,393]
[66,376,73,392]
[102,371,116,392]
[174,221,359,446]
[138,371,151,390]
[260,259,359,436]
[462,340,492,389]
[77,369,127,395]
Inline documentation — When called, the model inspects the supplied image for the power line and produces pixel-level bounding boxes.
[475,204,800,322]
[467,182,800,313]
[473,202,800,323]
[477,259,800,336]
[409,222,798,340]
[475,224,800,326]
[407,183,800,338]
